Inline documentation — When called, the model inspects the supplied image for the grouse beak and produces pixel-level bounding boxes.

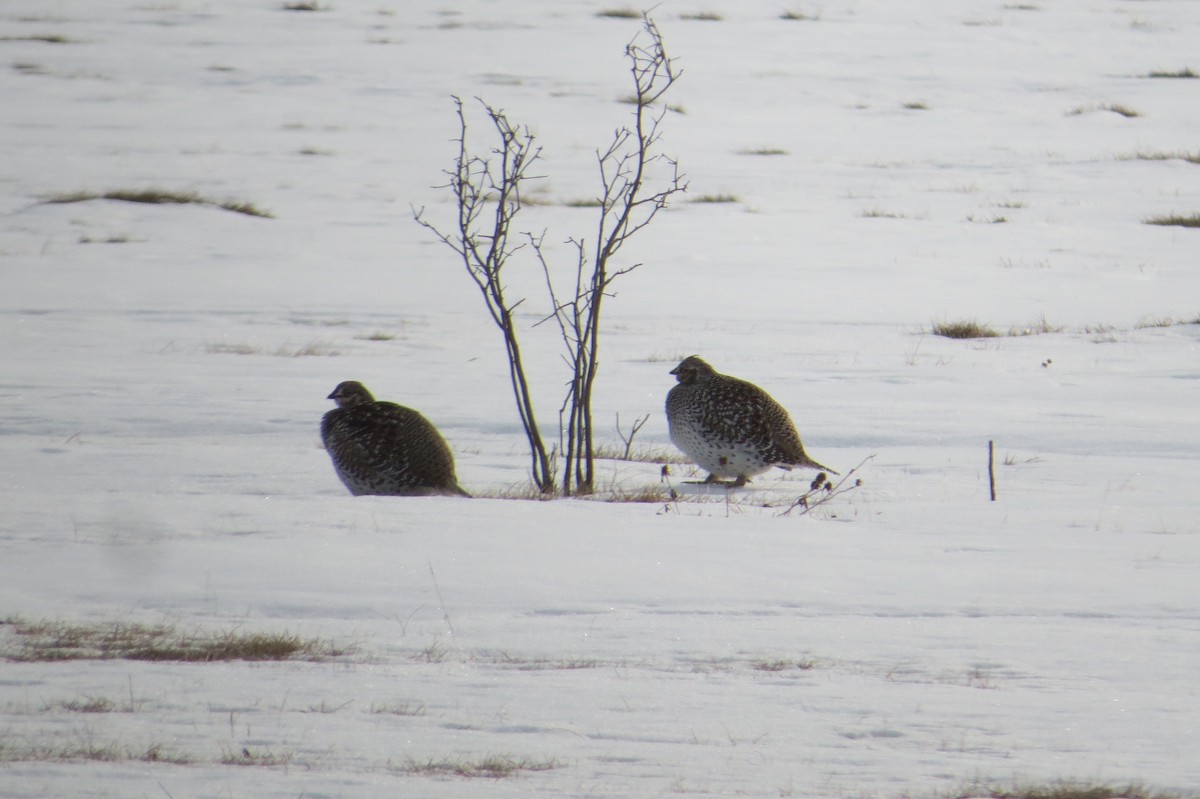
[669,365,681,376]
[326,389,339,400]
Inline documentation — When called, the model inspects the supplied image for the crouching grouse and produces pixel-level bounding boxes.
[665,355,836,487]
[321,381,469,497]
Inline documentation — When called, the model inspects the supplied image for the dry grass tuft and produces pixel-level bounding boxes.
[1135,315,1200,329]
[595,8,640,18]
[1,34,73,43]
[1123,149,1200,165]
[0,739,191,765]
[1,617,350,663]
[206,339,340,357]
[220,746,295,766]
[400,754,560,779]
[1145,67,1197,79]
[750,658,817,672]
[948,779,1198,799]
[1008,315,1064,336]
[592,441,687,465]
[42,188,273,218]
[861,207,907,219]
[368,701,427,716]
[1144,212,1200,228]
[593,485,671,503]
[1068,102,1140,118]
[931,320,1000,339]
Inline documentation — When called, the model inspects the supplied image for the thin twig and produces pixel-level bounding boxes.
[778,455,874,517]
[616,412,650,460]
[427,559,454,637]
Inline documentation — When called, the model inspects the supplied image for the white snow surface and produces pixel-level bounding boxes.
[2,1,1199,797]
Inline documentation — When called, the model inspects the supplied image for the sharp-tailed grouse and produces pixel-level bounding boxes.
[321,380,469,497]
[665,355,836,487]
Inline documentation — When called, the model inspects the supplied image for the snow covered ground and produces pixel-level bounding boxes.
[2,1,1198,797]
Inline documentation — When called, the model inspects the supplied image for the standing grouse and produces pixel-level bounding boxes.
[321,381,469,497]
[665,355,836,487]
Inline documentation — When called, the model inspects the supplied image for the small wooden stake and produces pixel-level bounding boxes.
[987,440,997,501]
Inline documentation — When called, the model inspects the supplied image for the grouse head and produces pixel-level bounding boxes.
[327,380,376,409]
[670,355,717,386]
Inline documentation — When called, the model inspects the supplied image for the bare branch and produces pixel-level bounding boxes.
[413,96,555,493]
[777,456,874,517]
[616,412,651,461]
[534,13,686,495]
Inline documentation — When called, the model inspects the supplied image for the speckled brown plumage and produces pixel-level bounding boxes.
[321,381,469,497]
[665,356,836,486]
